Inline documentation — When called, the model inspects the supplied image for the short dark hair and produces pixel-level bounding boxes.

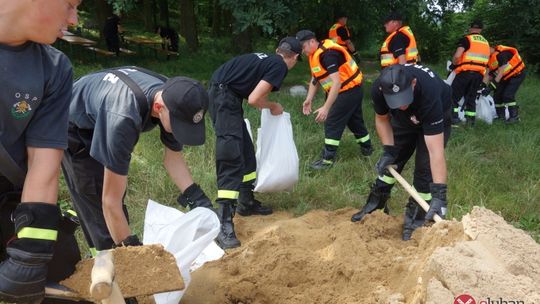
[470,20,483,29]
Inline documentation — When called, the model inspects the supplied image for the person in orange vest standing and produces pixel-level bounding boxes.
[380,12,419,69]
[486,45,526,123]
[328,12,357,57]
[296,30,373,170]
[449,20,490,126]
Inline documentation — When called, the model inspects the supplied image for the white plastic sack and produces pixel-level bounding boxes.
[476,95,496,124]
[244,118,253,141]
[254,109,299,193]
[445,70,456,85]
[143,200,223,304]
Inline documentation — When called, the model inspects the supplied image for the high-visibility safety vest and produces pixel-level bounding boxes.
[308,40,363,93]
[454,34,490,76]
[488,45,525,81]
[380,26,418,68]
[328,23,350,47]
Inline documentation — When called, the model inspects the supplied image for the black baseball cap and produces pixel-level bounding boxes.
[278,36,302,60]
[161,77,209,145]
[470,20,483,29]
[378,65,415,109]
[296,30,316,42]
[384,11,403,23]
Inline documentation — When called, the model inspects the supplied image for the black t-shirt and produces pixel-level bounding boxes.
[336,26,351,41]
[70,67,182,175]
[457,37,470,51]
[372,64,452,135]
[496,50,513,66]
[389,29,411,58]
[210,53,288,99]
[320,49,347,74]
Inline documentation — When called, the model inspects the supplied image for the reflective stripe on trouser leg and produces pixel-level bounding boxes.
[17,227,58,241]
[505,101,517,106]
[242,172,256,183]
[356,134,370,144]
[378,175,396,185]
[464,111,476,117]
[217,190,239,199]
[324,138,340,146]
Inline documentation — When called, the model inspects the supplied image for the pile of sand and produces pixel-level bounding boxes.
[181,207,540,304]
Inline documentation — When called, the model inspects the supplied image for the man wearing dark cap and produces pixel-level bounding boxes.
[350,64,452,241]
[61,66,212,253]
[328,12,357,56]
[208,37,301,249]
[296,29,373,170]
[380,12,419,68]
[449,20,490,125]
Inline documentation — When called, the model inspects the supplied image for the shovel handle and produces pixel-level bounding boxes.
[90,250,114,300]
[387,166,443,223]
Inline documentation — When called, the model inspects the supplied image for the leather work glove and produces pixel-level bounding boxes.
[448,63,457,71]
[478,82,490,96]
[375,145,400,177]
[425,183,448,221]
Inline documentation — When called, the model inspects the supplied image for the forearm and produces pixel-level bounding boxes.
[398,54,407,65]
[375,114,394,145]
[21,147,63,204]
[102,169,130,244]
[346,40,356,53]
[164,147,194,192]
[425,134,447,183]
[322,73,341,109]
[305,79,319,102]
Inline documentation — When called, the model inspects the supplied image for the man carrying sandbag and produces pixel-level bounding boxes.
[208,37,302,249]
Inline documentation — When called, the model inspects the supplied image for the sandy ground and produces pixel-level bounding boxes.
[180,207,540,304]
[59,207,539,304]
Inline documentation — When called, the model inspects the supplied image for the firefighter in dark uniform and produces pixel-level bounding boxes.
[328,12,357,56]
[449,20,490,125]
[296,30,373,170]
[62,67,211,253]
[0,0,82,302]
[208,37,302,249]
[380,12,419,69]
[486,45,526,123]
[350,64,452,241]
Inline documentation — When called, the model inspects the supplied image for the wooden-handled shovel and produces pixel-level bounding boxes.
[90,250,126,304]
[387,166,443,223]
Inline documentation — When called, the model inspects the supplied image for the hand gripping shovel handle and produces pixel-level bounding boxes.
[387,166,443,223]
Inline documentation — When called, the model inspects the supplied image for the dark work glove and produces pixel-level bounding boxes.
[375,145,400,177]
[177,183,214,210]
[115,235,142,247]
[449,63,457,71]
[425,183,448,221]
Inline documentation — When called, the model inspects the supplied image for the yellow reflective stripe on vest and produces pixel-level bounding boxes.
[356,134,370,143]
[463,52,489,63]
[325,138,340,146]
[243,172,257,182]
[381,54,395,65]
[17,227,58,241]
[320,78,333,91]
[408,48,418,57]
[217,190,239,199]
[378,175,396,185]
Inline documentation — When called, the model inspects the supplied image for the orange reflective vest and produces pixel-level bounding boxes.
[454,34,490,76]
[380,26,418,68]
[308,40,363,93]
[328,23,350,47]
[488,45,525,81]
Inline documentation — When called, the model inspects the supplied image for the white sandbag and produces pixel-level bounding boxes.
[254,109,299,193]
[143,200,223,304]
[476,95,496,124]
[244,118,253,141]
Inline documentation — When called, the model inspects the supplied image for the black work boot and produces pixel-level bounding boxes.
[215,200,241,249]
[451,110,461,125]
[237,190,273,216]
[495,107,506,121]
[310,146,336,170]
[177,183,215,211]
[402,198,427,241]
[0,203,61,303]
[351,182,391,222]
[359,142,374,157]
[506,106,520,123]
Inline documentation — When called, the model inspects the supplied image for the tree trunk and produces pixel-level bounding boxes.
[95,0,113,37]
[210,0,221,37]
[233,26,253,53]
[180,0,199,51]
[158,0,170,28]
[143,0,155,31]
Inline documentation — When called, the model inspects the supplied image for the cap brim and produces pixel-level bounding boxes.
[383,85,414,109]
[170,115,206,146]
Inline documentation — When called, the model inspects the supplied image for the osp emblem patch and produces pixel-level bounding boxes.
[193,109,204,123]
[11,100,32,120]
